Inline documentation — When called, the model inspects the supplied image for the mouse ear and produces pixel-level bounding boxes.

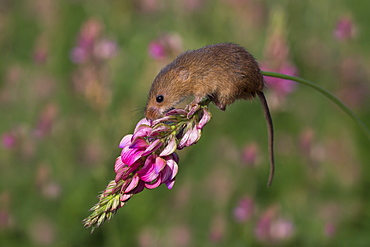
[176,66,189,80]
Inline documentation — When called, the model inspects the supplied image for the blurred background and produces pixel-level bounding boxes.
[1,0,370,246]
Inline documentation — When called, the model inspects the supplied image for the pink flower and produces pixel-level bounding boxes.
[84,103,211,231]
[148,41,166,60]
[242,143,259,166]
[70,18,118,64]
[1,133,16,149]
[148,33,183,60]
[255,207,294,243]
[334,17,356,41]
[94,39,118,60]
[262,62,297,97]
[233,197,254,222]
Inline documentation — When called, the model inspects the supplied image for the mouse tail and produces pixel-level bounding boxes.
[257,91,275,187]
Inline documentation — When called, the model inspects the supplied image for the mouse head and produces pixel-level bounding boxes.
[145,65,190,120]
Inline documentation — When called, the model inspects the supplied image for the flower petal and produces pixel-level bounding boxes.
[151,115,178,126]
[134,118,151,133]
[197,108,212,129]
[185,126,201,147]
[137,154,159,182]
[166,158,178,180]
[166,108,188,116]
[121,146,144,166]
[178,126,191,149]
[115,163,130,181]
[114,156,125,173]
[125,174,140,193]
[187,104,200,118]
[139,165,158,182]
[149,124,171,137]
[154,156,166,174]
[159,135,177,156]
[120,193,132,202]
[131,180,145,194]
[142,139,163,156]
[165,179,176,189]
[144,177,162,189]
[119,134,133,148]
[129,137,149,149]
[132,125,152,140]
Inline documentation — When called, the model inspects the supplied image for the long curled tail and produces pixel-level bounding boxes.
[257,91,275,187]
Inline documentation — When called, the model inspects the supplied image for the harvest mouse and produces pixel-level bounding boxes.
[145,43,275,186]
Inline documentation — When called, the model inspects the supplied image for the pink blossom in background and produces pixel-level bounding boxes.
[148,33,183,61]
[270,218,294,241]
[167,225,192,247]
[233,197,255,222]
[70,19,102,64]
[1,132,16,149]
[334,16,356,41]
[94,39,118,60]
[135,0,163,14]
[0,210,13,229]
[242,143,260,166]
[32,33,49,64]
[148,41,167,60]
[138,227,159,247]
[262,13,298,104]
[70,46,89,64]
[29,218,55,246]
[209,215,226,243]
[261,62,297,97]
[70,18,118,64]
[33,103,58,138]
[179,0,204,11]
[33,48,48,64]
[255,206,294,243]
[324,222,336,237]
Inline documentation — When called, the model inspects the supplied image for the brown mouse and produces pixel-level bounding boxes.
[145,43,275,186]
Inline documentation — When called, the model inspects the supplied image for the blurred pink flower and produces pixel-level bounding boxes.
[29,218,55,246]
[94,39,118,60]
[148,33,183,61]
[84,103,212,231]
[262,16,298,104]
[324,222,336,237]
[270,218,294,241]
[1,132,16,149]
[138,227,159,247]
[33,48,48,64]
[242,143,260,166]
[255,207,294,243]
[179,0,205,11]
[148,41,166,60]
[167,225,192,247]
[0,210,13,229]
[233,197,255,222]
[135,0,163,14]
[70,47,88,64]
[261,62,297,97]
[70,19,102,64]
[70,18,118,64]
[209,214,226,243]
[33,103,58,138]
[334,17,356,41]
[32,33,48,64]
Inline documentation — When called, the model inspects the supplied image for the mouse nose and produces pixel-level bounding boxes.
[145,107,162,120]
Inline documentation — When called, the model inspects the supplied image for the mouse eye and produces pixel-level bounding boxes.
[156,95,164,103]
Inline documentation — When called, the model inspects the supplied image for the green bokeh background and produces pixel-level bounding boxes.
[1,0,369,246]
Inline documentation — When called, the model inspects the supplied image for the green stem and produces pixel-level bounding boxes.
[261,71,370,140]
